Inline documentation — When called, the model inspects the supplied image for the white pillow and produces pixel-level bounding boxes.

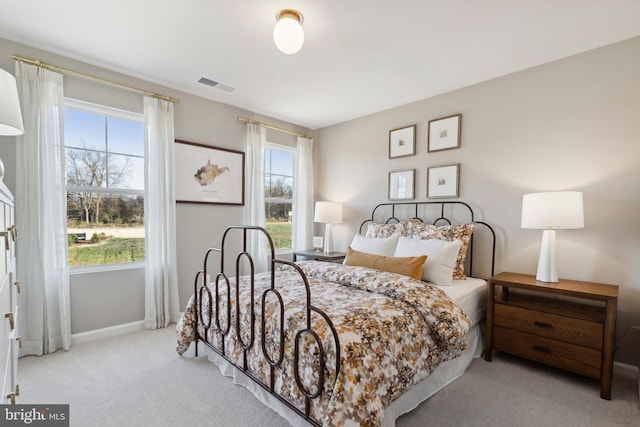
[348,233,400,257]
[394,237,462,286]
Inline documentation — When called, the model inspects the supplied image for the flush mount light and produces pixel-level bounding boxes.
[273,9,304,54]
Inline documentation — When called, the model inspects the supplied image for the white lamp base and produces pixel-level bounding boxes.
[536,229,558,282]
[323,223,333,253]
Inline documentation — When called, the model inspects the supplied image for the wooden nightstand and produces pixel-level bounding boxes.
[292,250,346,263]
[485,272,618,400]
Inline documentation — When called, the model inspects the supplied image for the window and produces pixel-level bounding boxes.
[64,99,145,267]
[264,144,295,250]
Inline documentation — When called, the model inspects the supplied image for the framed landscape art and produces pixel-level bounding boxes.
[174,139,245,205]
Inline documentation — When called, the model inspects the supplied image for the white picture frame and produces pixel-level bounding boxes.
[389,169,415,200]
[428,114,461,152]
[313,236,324,251]
[427,164,460,198]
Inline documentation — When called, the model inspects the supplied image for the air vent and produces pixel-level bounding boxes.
[197,77,236,93]
[215,84,235,93]
[197,77,218,87]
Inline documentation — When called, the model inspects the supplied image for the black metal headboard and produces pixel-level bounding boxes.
[359,201,496,279]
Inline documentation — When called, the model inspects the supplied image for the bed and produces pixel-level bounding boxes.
[176,201,495,426]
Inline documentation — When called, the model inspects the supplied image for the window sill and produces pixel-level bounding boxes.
[70,261,144,275]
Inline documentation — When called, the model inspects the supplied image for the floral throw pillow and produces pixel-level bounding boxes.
[365,221,407,238]
[405,219,475,279]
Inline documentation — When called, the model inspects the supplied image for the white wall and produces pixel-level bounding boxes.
[312,37,640,365]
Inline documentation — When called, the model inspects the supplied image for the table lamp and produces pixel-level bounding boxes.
[314,201,342,253]
[521,191,584,282]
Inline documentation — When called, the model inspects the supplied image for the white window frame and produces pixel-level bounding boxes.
[265,142,296,255]
[64,98,145,271]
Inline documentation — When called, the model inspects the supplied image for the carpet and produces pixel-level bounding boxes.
[17,326,639,426]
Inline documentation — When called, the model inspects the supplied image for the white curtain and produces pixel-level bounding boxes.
[245,123,268,272]
[143,96,179,329]
[292,136,314,250]
[15,61,71,356]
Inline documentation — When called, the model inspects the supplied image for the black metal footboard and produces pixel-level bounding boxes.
[192,226,341,426]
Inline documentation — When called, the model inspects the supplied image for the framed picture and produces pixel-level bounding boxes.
[388,169,415,200]
[428,114,461,152]
[174,139,245,205]
[313,236,324,251]
[389,125,416,158]
[427,164,460,198]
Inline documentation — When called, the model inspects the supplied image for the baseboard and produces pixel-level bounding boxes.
[614,361,638,378]
[71,320,145,345]
[613,361,640,407]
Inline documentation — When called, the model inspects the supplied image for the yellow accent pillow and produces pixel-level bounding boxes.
[343,247,427,280]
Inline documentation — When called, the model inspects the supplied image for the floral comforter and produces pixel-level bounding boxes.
[176,261,471,427]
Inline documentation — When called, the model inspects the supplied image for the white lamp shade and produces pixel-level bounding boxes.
[521,191,584,229]
[273,10,304,54]
[314,201,342,224]
[0,68,24,136]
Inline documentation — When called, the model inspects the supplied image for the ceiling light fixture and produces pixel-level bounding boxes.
[273,9,304,55]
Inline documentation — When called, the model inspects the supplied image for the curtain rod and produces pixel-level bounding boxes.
[12,55,180,104]
[237,116,312,139]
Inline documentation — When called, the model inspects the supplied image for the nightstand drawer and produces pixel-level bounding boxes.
[486,272,618,399]
[494,303,603,349]
[494,326,602,379]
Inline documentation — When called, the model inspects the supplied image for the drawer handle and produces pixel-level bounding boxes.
[8,225,17,241]
[6,392,15,405]
[5,312,15,330]
[533,321,553,330]
[533,345,551,354]
[16,336,22,349]
[0,231,8,250]
[14,281,20,294]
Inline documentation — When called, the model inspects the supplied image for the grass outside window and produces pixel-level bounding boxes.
[266,221,291,250]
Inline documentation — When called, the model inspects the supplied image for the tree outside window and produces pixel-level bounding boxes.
[64,100,145,267]
[264,145,294,250]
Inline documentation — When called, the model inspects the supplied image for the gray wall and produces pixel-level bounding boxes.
[312,36,640,365]
[0,37,306,334]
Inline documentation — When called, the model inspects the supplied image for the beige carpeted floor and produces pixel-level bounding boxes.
[17,326,639,426]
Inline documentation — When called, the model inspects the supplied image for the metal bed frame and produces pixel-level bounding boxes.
[359,201,496,278]
[192,226,340,426]
[191,201,495,426]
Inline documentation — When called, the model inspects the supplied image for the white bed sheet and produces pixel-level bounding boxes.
[202,277,488,426]
[435,277,487,326]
